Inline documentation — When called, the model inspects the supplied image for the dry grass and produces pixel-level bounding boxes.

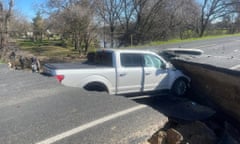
[17,39,86,64]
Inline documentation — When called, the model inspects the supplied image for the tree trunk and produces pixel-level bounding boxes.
[110,24,115,48]
[0,0,13,59]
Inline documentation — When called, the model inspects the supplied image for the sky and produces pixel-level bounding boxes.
[14,0,38,19]
[10,0,46,21]
[8,0,204,22]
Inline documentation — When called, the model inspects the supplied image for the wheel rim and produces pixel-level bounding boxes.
[175,80,187,96]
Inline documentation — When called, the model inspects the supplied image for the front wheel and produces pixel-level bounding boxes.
[171,78,189,97]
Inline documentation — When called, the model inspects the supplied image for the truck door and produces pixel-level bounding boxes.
[117,53,144,94]
[143,54,169,91]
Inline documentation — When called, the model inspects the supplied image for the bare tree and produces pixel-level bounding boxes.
[9,11,32,38]
[45,0,97,55]
[120,0,136,33]
[130,0,167,43]
[94,0,200,45]
[34,0,240,49]
[64,4,94,55]
[165,0,200,39]
[116,0,136,46]
[235,14,240,32]
[0,0,14,59]
[230,0,240,32]
[197,0,237,37]
[131,0,199,42]
[94,0,124,48]
[32,12,44,42]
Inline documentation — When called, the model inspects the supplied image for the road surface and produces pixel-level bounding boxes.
[1,35,239,144]
[0,64,169,144]
[153,35,240,70]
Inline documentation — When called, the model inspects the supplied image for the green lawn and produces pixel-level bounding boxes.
[17,33,240,58]
[17,39,77,57]
[147,33,240,46]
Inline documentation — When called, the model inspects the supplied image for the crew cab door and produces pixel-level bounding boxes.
[117,53,144,94]
[143,54,169,91]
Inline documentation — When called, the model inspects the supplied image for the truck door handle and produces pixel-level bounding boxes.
[119,73,127,77]
[145,72,151,75]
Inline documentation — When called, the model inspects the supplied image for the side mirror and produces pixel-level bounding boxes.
[161,64,167,69]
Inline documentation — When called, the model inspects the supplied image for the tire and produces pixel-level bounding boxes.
[84,82,108,93]
[171,78,189,97]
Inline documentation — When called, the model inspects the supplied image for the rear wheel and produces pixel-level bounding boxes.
[84,82,108,93]
[171,78,189,97]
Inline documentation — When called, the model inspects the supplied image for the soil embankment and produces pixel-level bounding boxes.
[147,58,240,144]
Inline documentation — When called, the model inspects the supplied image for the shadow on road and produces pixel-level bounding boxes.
[120,91,240,144]
[121,92,215,122]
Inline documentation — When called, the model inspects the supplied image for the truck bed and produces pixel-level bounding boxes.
[44,62,112,70]
[43,62,113,77]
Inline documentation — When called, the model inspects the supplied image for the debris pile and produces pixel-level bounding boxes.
[148,121,217,144]
[148,119,240,144]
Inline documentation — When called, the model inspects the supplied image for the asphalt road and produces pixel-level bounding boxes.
[154,35,240,70]
[0,64,169,144]
[1,36,239,144]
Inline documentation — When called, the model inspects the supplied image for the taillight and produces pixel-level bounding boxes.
[55,75,64,83]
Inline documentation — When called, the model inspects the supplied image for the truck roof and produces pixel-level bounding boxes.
[97,48,155,54]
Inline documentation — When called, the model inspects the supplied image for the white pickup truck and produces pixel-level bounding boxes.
[43,49,190,96]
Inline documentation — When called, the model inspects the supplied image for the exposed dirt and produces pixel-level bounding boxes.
[148,115,240,144]
[146,58,240,144]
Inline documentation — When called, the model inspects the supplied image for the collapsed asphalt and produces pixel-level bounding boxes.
[0,63,218,144]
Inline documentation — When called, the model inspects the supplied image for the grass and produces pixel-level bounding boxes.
[16,39,86,64]
[17,39,76,57]
[21,45,72,57]
[147,33,240,46]
[17,33,240,59]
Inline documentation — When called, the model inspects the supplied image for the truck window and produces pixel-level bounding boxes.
[120,53,143,67]
[144,54,164,69]
[87,51,113,67]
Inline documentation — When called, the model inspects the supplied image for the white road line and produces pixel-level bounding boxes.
[35,105,147,144]
[128,95,153,100]
[230,64,240,70]
[127,94,167,100]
